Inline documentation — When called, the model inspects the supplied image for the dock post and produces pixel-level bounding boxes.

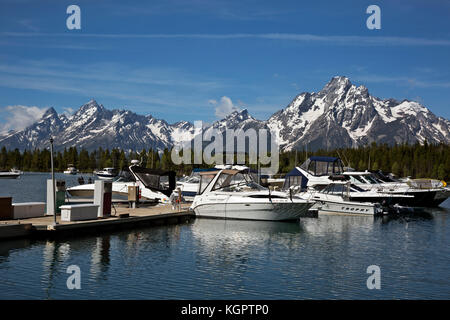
[49,138,57,225]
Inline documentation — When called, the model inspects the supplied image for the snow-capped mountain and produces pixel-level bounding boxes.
[267,76,450,151]
[0,99,195,152]
[0,77,449,152]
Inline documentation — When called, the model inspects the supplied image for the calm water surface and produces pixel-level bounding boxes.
[0,173,449,299]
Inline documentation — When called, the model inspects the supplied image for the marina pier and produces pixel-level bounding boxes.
[0,203,193,240]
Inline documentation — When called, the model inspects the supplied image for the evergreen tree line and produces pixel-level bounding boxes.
[279,142,449,181]
[0,142,449,181]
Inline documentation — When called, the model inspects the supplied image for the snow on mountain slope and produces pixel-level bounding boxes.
[268,76,450,151]
[0,77,448,152]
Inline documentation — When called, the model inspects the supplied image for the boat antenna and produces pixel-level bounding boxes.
[342,151,350,169]
[305,142,308,163]
[337,149,349,169]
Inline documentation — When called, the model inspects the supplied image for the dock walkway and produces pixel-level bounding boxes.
[0,204,194,240]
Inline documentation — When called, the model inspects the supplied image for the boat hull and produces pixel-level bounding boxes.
[0,175,20,179]
[193,201,313,221]
[312,199,381,215]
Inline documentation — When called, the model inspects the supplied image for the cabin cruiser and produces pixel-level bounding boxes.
[0,168,22,179]
[190,168,314,221]
[291,156,449,207]
[93,167,118,180]
[67,161,176,203]
[344,171,449,207]
[302,182,384,215]
[64,165,79,175]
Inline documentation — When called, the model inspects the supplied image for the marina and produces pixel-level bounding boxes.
[0,163,449,300]
[0,157,449,300]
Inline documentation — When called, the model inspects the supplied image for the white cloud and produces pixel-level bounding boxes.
[0,105,46,133]
[210,96,242,118]
[4,32,450,47]
[62,107,74,117]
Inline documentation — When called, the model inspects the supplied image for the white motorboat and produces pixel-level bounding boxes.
[93,167,118,180]
[344,171,449,207]
[299,182,384,215]
[190,168,314,221]
[67,162,175,204]
[291,156,449,207]
[63,165,79,175]
[0,168,22,179]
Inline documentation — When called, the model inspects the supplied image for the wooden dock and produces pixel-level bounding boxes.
[0,203,194,240]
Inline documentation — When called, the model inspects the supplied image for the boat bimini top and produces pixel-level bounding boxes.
[129,165,176,197]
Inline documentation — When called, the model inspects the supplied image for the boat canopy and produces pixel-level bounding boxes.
[283,167,307,190]
[193,168,218,173]
[300,156,344,176]
[129,166,176,197]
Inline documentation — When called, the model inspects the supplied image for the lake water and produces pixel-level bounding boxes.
[1,172,450,299]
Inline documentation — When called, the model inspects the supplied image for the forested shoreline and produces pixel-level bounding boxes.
[0,142,449,181]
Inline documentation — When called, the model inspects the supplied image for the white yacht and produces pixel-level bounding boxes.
[190,168,314,221]
[291,156,449,207]
[301,182,384,215]
[63,165,79,175]
[93,167,118,180]
[0,168,22,179]
[67,161,175,204]
[344,171,450,207]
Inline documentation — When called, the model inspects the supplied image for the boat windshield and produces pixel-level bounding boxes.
[212,171,266,192]
[113,169,136,183]
[186,176,200,184]
[363,175,379,184]
[348,174,367,184]
[321,184,346,195]
[199,172,219,194]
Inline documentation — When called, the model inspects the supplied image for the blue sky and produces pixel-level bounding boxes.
[0,0,449,132]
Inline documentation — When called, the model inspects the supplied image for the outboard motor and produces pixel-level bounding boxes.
[78,176,85,185]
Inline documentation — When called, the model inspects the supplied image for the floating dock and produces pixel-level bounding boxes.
[0,204,194,240]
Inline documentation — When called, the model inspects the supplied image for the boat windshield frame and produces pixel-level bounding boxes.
[211,171,266,192]
[362,174,379,184]
[198,171,221,195]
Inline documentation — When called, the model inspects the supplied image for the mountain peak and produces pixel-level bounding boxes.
[42,107,58,118]
[76,99,104,115]
[324,76,351,89]
[225,108,253,122]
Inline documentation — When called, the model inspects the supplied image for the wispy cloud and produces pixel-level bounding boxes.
[353,74,450,88]
[0,59,231,117]
[0,105,47,133]
[0,40,104,50]
[17,19,39,32]
[209,96,243,118]
[3,32,450,46]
